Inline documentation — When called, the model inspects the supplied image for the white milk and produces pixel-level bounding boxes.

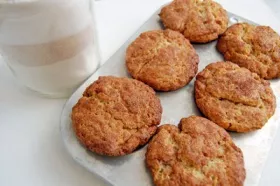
[0,0,99,97]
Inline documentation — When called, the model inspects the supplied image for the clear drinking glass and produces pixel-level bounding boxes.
[0,0,100,97]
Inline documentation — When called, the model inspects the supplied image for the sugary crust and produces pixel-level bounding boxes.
[217,23,280,79]
[72,76,162,156]
[159,0,228,43]
[126,29,199,91]
[146,116,246,186]
[195,62,276,132]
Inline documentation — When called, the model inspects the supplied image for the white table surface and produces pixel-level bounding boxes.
[0,0,280,186]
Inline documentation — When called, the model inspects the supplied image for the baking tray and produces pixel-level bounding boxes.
[60,8,280,186]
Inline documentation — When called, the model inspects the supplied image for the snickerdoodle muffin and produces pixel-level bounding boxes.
[195,62,276,132]
[159,0,228,43]
[146,116,246,186]
[126,29,199,91]
[72,76,162,156]
[217,23,280,79]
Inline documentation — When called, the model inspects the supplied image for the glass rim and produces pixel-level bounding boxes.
[0,0,39,3]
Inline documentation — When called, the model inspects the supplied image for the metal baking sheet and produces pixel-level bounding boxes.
[60,8,280,186]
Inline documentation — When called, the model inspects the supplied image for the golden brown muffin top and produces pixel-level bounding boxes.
[160,0,228,43]
[195,62,276,132]
[72,76,162,156]
[146,116,245,186]
[217,23,280,79]
[126,29,199,91]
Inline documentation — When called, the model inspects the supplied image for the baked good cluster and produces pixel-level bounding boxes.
[71,0,279,185]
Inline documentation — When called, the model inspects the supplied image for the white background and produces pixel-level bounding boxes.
[0,0,280,185]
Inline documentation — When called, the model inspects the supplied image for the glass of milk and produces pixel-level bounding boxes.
[0,0,100,97]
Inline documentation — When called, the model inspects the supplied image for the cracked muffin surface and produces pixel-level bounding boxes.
[72,76,162,156]
[126,29,199,91]
[217,23,280,79]
[159,0,228,43]
[146,116,245,186]
[195,62,276,132]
